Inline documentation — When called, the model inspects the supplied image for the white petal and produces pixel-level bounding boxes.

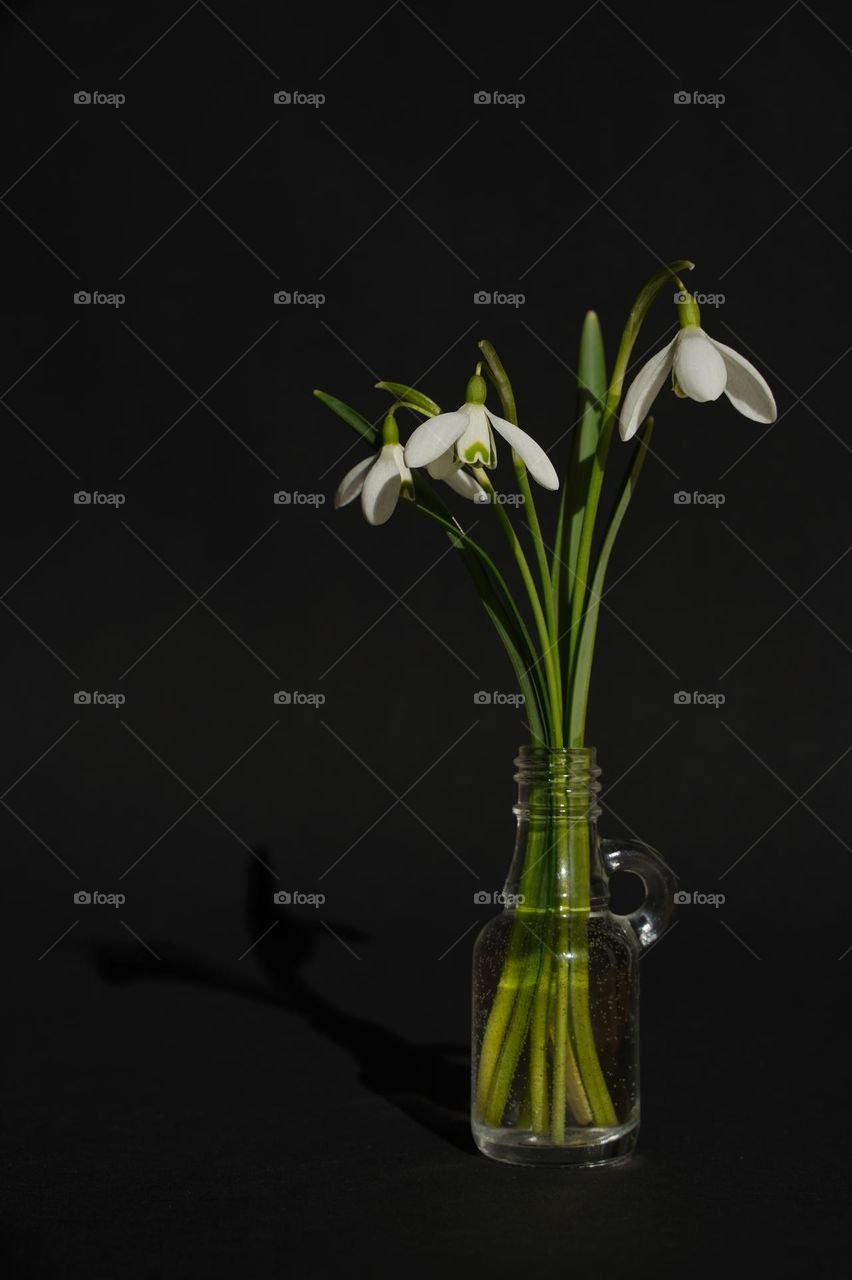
[440,467,486,501]
[404,408,469,468]
[485,410,559,490]
[333,455,373,508]
[619,338,676,440]
[672,328,726,402]
[425,447,458,480]
[707,337,777,423]
[456,404,495,467]
[361,447,403,526]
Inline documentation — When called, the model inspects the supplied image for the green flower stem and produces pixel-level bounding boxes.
[560,819,617,1131]
[477,339,561,729]
[475,819,549,1117]
[472,467,564,748]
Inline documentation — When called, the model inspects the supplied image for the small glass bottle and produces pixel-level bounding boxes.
[471,746,676,1166]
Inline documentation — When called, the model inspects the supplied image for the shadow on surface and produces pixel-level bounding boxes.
[84,850,471,1152]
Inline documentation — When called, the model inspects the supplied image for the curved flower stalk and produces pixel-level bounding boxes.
[314,261,777,1149]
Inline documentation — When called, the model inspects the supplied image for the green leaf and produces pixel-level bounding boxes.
[375,382,441,416]
[313,389,377,445]
[553,311,607,646]
[567,419,655,744]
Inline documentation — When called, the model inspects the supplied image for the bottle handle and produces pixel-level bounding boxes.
[600,839,677,950]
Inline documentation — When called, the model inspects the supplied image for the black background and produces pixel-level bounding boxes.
[2,1,850,1275]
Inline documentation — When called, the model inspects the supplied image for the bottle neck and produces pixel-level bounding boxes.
[503,746,607,911]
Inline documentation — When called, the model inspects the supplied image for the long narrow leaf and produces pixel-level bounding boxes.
[313,389,377,445]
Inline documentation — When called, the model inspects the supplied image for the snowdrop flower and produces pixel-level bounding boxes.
[404,373,559,491]
[334,414,414,526]
[620,295,776,441]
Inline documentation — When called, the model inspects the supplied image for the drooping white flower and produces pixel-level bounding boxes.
[334,442,413,526]
[404,375,559,491]
[620,325,777,441]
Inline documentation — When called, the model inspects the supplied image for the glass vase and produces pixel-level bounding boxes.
[471,746,675,1166]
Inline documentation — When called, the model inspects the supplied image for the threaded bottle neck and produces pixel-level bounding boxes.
[514,746,601,822]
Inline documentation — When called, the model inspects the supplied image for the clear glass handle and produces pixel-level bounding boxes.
[601,839,677,950]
